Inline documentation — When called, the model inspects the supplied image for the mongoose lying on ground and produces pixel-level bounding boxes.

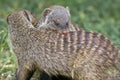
[7,10,120,80]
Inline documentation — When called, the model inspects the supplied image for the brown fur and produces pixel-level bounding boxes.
[36,5,79,80]
[36,5,79,32]
[7,10,120,80]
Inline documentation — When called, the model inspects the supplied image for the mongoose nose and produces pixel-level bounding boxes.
[66,22,69,26]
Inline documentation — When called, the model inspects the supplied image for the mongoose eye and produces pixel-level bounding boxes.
[66,22,69,26]
[53,19,60,26]
[43,8,52,16]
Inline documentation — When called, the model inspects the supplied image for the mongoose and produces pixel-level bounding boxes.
[7,10,120,80]
[36,5,79,32]
[12,5,79,80]
[36,5,78,80]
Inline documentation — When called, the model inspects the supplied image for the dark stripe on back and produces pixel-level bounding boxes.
[94,34,105,53]
[99,34,105,48]
[85,32,90,46]
[106,39,110,48]
[105,39,111,54]
[109,44,116,61]
[92,32,98,38]
[63,34,69,52]
[57,33,63,51]
[77,30,82,44]
[115,50,120,63]
[69,32,75,53]
[113,49,119,63]
[76,30,82,52]
[90,32,98,48]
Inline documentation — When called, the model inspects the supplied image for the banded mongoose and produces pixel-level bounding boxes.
[36,5,79,80]
[7,10,120,80]
[36,5,79,32]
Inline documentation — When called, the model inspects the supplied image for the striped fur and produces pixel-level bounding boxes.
[53,30,120,64]
[7,10,120,80]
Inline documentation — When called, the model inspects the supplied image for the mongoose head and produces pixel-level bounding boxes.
[7,10,35,29]
[37,5,71,31]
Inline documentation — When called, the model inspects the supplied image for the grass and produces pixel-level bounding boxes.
[0,0,120,79]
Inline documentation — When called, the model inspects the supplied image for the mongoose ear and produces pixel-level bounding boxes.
[43,8,52,16]
[66,6,71,17]
[23,10,31,21]
[6,14,10,24]
[66,6,69,11]
[23,10,36,25]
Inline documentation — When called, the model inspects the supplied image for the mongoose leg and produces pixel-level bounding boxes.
[39,71,52,80]
[16,64,35,80]
[39,72,72,80]
[51,75,72,80]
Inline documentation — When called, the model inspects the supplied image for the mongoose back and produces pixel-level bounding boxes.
[36,5,79,80]
[36,5,79,32]
[7,10,120,80]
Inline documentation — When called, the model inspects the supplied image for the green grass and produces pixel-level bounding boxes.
[0,0,120,79]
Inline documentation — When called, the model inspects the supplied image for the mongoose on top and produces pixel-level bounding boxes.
[7,9,120,80]
[36,5,79,80]
[36,5,79,33]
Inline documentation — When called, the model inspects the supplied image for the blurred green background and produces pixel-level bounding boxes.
[0,0,120,79]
